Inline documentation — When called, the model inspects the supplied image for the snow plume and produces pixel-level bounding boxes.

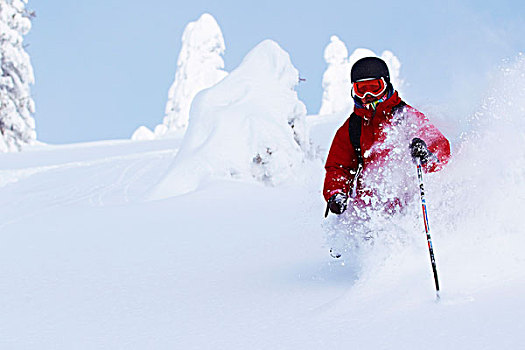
[397,53,525,301]
[150,40,310,199]
[134,13,228,140]
[0,0,36,152]
[319,38,403,116]
[325,54,525,300]
[433,53,525,238]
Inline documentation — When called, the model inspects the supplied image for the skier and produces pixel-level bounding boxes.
[323,57,450,255]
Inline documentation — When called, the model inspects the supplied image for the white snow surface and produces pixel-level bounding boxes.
[319,36,404,116]
[151,39,310,199]
[146,13,228,138]
[1,53,525,348]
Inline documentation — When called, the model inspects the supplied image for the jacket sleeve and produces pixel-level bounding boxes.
[406,106,451,172]
[323,119,359,201]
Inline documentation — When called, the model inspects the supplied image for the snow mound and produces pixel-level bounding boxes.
[150,40,310,199]
[139,13,228,139]
[131,126,155,141]
[319,38,404,116]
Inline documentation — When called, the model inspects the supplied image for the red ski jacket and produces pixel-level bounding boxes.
[323,91,451,208]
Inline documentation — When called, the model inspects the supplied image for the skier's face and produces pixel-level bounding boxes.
[360,89,390,110]
[361,94,380,104]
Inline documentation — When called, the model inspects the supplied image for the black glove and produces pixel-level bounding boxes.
[410,138,431,164]
[326,193,348,216]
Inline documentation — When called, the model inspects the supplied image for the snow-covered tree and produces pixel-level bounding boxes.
[154,13,228,138]
[0,0,36,152]
[319,37,404,116]
[347,48,377,67]
[319,36,352,116]
[380,50,403,92]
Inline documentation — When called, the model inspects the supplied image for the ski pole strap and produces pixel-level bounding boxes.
[350,163,363,198]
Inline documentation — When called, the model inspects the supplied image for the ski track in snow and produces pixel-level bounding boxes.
[0,144,176,232]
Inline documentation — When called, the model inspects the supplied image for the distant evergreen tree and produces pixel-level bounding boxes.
[0,0,36,151]
[157,13,228,137]
[319,36,352,116]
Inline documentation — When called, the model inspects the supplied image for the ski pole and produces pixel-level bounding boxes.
[416,158,440,299]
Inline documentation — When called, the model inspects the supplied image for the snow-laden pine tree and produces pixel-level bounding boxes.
[380,50,403,92]
[319,37,404,116]
[156,13,227,138]
[0,0,36,152]
[319,36,352,116]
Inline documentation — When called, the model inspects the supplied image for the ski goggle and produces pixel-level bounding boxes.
[352,77,387,99]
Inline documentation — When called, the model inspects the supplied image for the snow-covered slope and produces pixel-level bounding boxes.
[0,54,524,349]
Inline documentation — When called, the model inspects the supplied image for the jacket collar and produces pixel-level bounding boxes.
[354,90,402,122]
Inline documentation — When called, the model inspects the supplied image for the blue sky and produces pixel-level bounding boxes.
[27,0,525,144]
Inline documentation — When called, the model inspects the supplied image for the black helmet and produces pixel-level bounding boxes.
[351,57,390,83]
